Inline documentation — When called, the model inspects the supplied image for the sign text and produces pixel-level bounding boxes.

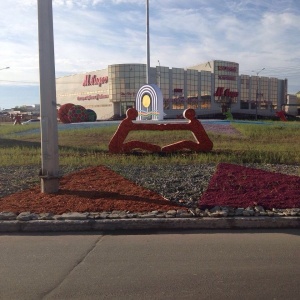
[83,75,108,87]
[214,87,238,98]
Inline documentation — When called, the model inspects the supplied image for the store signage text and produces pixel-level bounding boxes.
[174,88,183,93]
[121,92,136,97]
[218,66,237,72]
[214,87,238,98]
[218,75,236,81]
[82,75,108,87]
[77,94,109,101]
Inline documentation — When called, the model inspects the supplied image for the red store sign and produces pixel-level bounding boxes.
[174,88,183,93]
[214,87,238,98]
[83,75,108,87]
[218,66,237,72]
[77,94,109,101]
[218,75,236,81]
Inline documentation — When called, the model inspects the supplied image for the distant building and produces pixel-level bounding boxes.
[294,91,300,115]
[56,60,294,120]
[0,105,41,122]
[20,104,40,114]
[284,94,298,115]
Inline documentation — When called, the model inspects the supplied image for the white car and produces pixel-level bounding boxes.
[21,119,40,125]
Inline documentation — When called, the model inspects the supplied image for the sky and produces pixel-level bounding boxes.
[0,0,300,109]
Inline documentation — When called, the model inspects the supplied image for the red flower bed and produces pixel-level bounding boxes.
[199,163,300,209]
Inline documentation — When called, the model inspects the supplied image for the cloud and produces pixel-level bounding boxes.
[0,0,299,109]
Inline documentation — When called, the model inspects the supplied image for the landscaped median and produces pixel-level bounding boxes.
[0,121,299,232]
[0,163,299,232]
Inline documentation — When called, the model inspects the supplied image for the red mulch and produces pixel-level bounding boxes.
[0,166,183,215]
[199,163,300,209]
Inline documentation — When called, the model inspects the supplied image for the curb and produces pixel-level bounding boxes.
[1,217,300,232]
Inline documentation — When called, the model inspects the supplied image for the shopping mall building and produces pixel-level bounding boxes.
[56,60,296,120]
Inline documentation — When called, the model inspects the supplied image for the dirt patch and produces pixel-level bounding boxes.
[0,166,183,214]
[199,163,300,209]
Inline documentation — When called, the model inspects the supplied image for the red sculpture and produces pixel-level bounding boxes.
[67,105,88,123]
[109,108,213,154]
[58,103,75,123]
[276,110,287,121]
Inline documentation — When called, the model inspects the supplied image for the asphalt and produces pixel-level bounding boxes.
[1,217,300,233]
[1,229,300,299]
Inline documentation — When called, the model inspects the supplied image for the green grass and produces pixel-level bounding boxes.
[0,121,299,169]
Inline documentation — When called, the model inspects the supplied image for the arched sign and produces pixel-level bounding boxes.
[136,84,164,121]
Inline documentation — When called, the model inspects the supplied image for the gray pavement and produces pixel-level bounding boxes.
[0,229,300,300]
[2,217,300,232]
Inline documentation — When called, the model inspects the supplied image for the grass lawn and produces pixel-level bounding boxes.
[0,120,299,171]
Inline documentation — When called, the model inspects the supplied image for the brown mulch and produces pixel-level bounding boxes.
[0,165,183,215]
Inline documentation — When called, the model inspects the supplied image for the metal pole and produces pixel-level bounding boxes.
[146,0,150,84]
[37,0,59,193]
[255,78,258,121]
[157,60,160,88]
[252,68,265,121]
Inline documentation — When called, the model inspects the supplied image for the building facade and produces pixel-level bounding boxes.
[56,60,290,120]
[285,94,298,115]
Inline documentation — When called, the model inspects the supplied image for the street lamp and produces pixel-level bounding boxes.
[146,0,150,84]
[157,60,160,88]
[252,68,265,120]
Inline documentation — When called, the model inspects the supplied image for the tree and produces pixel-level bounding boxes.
[13,106,27,112]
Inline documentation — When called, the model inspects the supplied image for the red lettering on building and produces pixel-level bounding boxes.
[214,87,238,98]
[83,75,108,87]
[174,88,183,93]
[214,87,224,97]
[77,94,109,101]
[218,75,236,81]
[218,66,237,72]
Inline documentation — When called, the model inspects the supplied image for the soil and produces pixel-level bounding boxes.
[0,166,183,215]
[199,163,300,209]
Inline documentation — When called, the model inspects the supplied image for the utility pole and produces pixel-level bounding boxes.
[157,60,160,88]
[37,0,59,193]
[252,68,265,121]
[146,0,150,84]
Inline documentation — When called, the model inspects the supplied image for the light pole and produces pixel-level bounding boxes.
[157,60,160,88]
[37,0,59,193]
[146,0,150,84]
[252,68,265,120]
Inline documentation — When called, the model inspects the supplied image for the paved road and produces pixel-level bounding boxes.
[0,229,299,300]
